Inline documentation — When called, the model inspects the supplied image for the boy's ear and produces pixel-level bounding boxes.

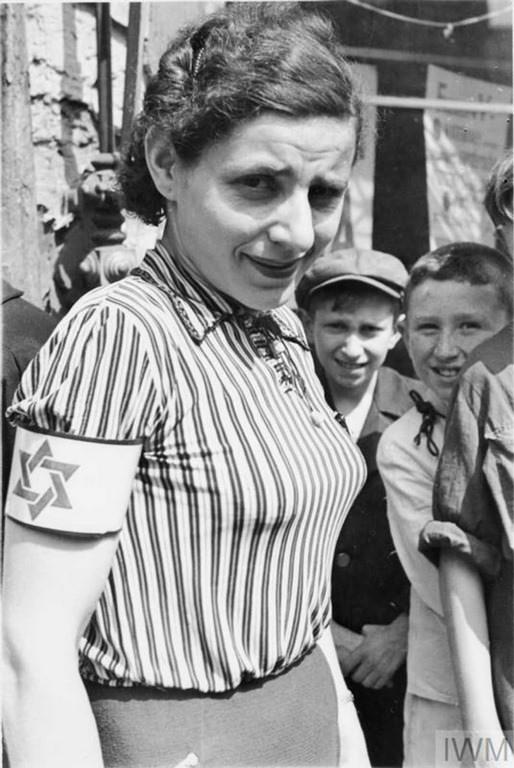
[144,126,180,201]
[297,307,314,344]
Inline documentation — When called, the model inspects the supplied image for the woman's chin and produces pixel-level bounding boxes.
[232,286,294,313]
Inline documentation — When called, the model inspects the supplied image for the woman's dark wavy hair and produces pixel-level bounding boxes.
[119,2,364,225]
[404,241,513,317]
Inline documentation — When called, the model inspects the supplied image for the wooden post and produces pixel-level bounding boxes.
[1,3,42,304]
[96,2,114,153]
[121,2,148,153]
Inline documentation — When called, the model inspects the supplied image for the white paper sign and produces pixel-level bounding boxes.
[424,65,512,249]
[334,63,378,250]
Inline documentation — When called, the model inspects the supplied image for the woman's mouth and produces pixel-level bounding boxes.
[243,253,301,279]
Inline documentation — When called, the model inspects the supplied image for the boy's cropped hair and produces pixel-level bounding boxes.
[404,241,513,316]
[484,151,513,227]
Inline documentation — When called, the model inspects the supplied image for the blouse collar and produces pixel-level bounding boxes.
[132,241,309,349]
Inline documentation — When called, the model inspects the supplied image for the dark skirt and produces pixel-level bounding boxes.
[86,644,340,767]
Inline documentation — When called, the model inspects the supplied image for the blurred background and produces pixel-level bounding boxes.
[1,0,512,315]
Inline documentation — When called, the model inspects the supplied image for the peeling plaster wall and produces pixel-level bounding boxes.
[26,2,128,227]
[25,2,222,229]
[13,2,221,310]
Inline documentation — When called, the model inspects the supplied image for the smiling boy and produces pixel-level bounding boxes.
[296,248,422,767]
[377,242,513,768]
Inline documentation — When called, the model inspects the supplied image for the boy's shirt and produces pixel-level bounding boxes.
[344,372,377,441]
[330,366,418,632]
[377,409,459,705]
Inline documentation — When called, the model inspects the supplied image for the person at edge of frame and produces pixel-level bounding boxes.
[377,240,513,768]
[420,151,514,766]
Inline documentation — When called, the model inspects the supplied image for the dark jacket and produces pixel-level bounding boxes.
[2,280,57,501]
[330,366,420,631]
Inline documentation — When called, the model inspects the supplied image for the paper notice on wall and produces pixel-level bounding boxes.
[424,65,512,249]
[333,63,377,250]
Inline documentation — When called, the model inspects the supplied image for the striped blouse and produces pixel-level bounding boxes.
[7,243,366,693]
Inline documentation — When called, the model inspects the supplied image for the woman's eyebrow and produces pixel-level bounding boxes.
[224,160,287,175]
[224,164,348,187]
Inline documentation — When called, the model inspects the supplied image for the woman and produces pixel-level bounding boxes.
[3,4,369,767]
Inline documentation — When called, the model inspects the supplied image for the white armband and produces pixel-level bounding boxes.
[5,426,142,535]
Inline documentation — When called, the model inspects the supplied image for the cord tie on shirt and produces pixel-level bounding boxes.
[409,390,443,457]
[239,311,307,398]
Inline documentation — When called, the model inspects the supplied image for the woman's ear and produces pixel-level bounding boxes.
[144,126,180,201]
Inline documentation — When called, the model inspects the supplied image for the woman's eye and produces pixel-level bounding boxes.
[236,175,277,194]
[242,176,265,188]
[309,185,344,209]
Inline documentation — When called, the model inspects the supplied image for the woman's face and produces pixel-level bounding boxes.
[159,113,356,310]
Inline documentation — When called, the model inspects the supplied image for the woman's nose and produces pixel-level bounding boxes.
[267,192,315,255]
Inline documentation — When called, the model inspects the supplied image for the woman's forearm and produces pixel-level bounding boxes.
[3,654,103,768]
[2,518,122,767]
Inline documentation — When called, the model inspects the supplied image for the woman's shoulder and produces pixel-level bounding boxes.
[64,275,179,340]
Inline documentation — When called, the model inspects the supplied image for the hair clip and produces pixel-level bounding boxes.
[192,47,205,79]
[190,26,209,79]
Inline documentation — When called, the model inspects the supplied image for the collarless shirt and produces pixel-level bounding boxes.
[343,373,378,441]
[7,242,366,693]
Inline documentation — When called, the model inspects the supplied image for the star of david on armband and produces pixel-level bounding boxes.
[5,426,143,535]
[13,439,79,519]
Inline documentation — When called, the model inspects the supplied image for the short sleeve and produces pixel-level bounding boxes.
[419,521,500,579]
[6,294,164,442]
[4,292,166,535]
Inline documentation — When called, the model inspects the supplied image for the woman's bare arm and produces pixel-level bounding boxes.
[3,518,121,768]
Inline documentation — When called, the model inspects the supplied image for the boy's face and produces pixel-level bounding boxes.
[308,292,400,400]
[404,278,509,409]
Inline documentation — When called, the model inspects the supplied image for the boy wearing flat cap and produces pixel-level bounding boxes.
[297,248,424,767]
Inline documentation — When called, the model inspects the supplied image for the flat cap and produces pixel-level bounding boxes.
[296,247,408,308]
